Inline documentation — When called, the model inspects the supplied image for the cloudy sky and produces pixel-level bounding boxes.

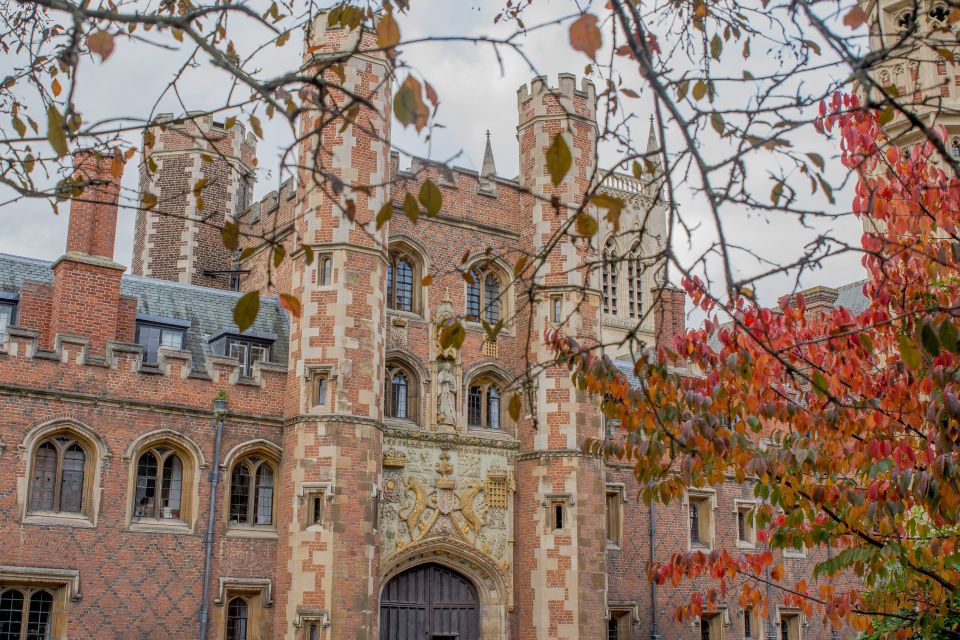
[0,0,866,316]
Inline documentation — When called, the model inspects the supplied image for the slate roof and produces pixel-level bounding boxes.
[0,252,289,372]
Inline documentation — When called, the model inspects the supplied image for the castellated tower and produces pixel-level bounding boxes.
[863,0,960,149]
[270,15,390,640]
[513,74,608,639]
[132,113,257,288]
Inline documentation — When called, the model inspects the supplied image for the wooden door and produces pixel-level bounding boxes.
[380,563,480,640]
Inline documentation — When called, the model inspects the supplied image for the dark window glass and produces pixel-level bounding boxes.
[466,276,481,321]
[602,241,618,314]
[394,257,414,312]
[487,386,501,429]
[386,263,393,307]
[134,452,158,518]
[607,617,618,640]
[226,597,248,640]
[0,301,16,340]
[701,618,711,640]
[690,502,701,544]
[628,246,643,319]
[781,619,789,640]
[59,445,85,513]
[255,464,274,525]
[321,258,332,286]
[26,591,52,640]
[467,386,482,427]
[738,510,747,541]
[744,610,752,638]
[136,323,185,365]
[552,297,562,323]
[30,443,57,512]
[161,454,183,519]
[390,372,408,419]
[0,588,24,640]
[230,463,251,524]
[483,273,500,324]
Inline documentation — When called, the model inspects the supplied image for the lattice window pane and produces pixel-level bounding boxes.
[230,463,251,524]
[255,464,274,525]
[386,263,394,307]
[135,452,158,518]
[26,591,52,640]
[467,386,482,426]
[0,588,24,640]
[59,444,85,513]
[161,454,183,518]
[226,597,249,640]
[487,387,501,429]
[483,274,500,324]
[30,442,57,512]
[466,278,480,320]
[395,257,414,312]
[391,372,408,419]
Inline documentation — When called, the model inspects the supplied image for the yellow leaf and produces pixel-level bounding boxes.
[402,192,419,223]
[376,202,393,230]
[51,78,62,97]
[418,179,442,216]
[233,291,260,333]
[46,105,68,158]
[575,213,598,237]
[249,116,263,139]
[545,133,572,185]
[421,274,433,287]
[221,221,239,251]
[509,394,522,421]
[142,192,158,210]
[376,13,401,51]
[276,31,290,47]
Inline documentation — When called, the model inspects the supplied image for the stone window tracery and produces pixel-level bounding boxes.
[29,435,87,515]
[384,362,419,424]
[602,239,618,315]
[627,243,644,320]
[127,436,198,528]
[466,376,503,429]
[0,586,54,640]
[229,455,277,528]
[387,250,419,314]
[466,266,503,324]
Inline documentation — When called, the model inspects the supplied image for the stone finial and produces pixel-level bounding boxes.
[646,115,660,164]
[478,130,498,197]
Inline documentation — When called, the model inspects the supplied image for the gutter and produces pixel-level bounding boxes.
[198,398,228,639]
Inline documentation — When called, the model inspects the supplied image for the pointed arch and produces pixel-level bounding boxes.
[602,238,619,316]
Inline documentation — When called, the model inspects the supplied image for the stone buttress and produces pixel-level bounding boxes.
[271,16,391,640]
[513,75,608,639]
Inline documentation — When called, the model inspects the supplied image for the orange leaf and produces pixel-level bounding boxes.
[843,6,867,29]
[279,293,302,318]
[88,30,115,61]
[569,13,602,60]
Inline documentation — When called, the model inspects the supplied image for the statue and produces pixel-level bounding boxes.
[436,360,457,425]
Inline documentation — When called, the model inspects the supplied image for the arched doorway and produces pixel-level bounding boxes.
[380,563,480,640]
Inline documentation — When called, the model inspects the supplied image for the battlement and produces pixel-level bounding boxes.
[0,327,286,416]
[147,112,257,163]
[239,176,296,224]
[517,73,597,124]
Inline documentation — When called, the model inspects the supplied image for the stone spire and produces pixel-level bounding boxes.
[478,129,498,196]
[646,115,660,162]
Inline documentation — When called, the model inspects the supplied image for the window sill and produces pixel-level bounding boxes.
[736,540,757,550]
[464,427,515,441]
[128,520,193,535]
[606,541,622,551]
[384,417,420,429]
[464,321,513,337]
[690,543,712,552]
[783,551,807,559]
[226,526,278,540]
[387,309,425,323]
[21,513,95,529]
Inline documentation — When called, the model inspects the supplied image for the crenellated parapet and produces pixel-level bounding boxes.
[517,74,597,127]
[0,327,287,416]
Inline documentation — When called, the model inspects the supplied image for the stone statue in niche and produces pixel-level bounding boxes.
[436,360,457,425]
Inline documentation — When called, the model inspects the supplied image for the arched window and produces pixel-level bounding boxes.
[465,265,504,324]
[467,377,504,429]
[602,240,618,315]
[627,244,644,320]
[226,597,248,640]
[387,251,416,313]
[134,446,184,521]
[896,10,914,30]
[320,257,332,286]
[952,139,960,159]
[229,456,277,527]
[0,587,53,640]
[29,435,87,514]
[384,362,419,423]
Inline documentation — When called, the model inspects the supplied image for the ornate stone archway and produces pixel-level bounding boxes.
[380,537,510,640]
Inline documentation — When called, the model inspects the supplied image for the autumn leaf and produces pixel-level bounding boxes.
[376,202,393,230]
[508,394,522,421]
[439,320,465,350]
[843,6,867,29]
[46,105,68,158]
[88,30,115,61]
[418,179,442,216]
[221,221,239,251]
[376,13,401,51]
[569,13,602,60]
[394,75,429,132]
[402,192,419,223]
[546,133,572,185]
[575,213,598,237]
[278,293,302,317]
[589,194,625,231]
[233,291,260,333]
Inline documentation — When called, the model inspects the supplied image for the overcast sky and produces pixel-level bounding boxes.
[0,0,866,316]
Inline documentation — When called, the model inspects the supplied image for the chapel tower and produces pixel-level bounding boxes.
[513,74,609,639]
[269,15,392,640]
[132,113,257,288]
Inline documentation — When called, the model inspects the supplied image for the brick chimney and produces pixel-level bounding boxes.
[779,285,839,322]
[654,285,686,349]
[49,151,127,354]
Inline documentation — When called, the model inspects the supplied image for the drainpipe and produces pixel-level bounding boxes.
[649,501,661,640]
[199,397,228,640]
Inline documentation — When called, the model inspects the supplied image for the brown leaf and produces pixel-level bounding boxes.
[88,30,115,61]
[46,105,68,158]
[421,274,433,287]
[843,6,867,29]
[233,291,260,333]
[569,13,602,60]
[279,293,302,318]
[546,133,572,185]
[509,394,522,421]
[376,13,401,52]
[394,76,429,132]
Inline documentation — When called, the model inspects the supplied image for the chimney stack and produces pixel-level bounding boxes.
[67,151,123,260]
[48,150,128,354]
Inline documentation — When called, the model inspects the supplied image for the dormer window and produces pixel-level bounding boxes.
[135,317,188,364]
[227,338,271,376]
[209,332,276,376]
[0,297,16,340]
